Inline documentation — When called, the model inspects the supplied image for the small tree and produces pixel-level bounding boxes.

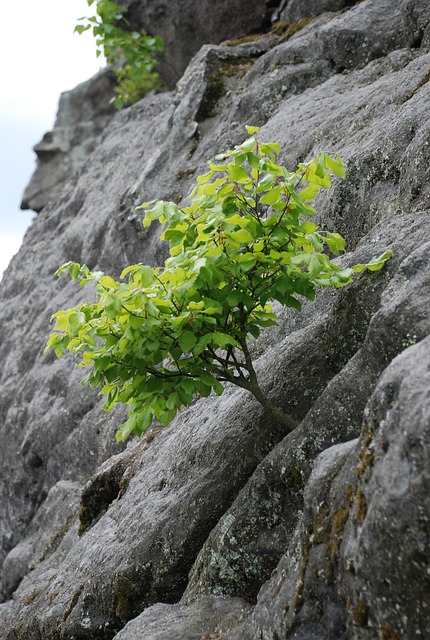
[75,0,164,108]
[46,127,391,440]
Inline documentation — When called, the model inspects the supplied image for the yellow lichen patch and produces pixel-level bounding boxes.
[356,420,377,479]
[226,16,313,48]
[23,589,41,605]
[355,490,367,524]
[273,17,313,41]
[226,34,264,46]
[329,483,354,563]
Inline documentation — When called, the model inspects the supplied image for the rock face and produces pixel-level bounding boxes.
[1,0,430,638]
[120,0,270,87]
[21,69,116,212]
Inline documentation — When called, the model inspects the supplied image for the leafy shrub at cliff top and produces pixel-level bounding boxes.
[75,0,164,108]
[45,127,391,440]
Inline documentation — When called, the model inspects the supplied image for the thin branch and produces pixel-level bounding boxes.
[153,273,181,313]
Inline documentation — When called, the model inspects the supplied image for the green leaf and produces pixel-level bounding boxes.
[234,153,247,166]
[69,263,81,281]
[211,333,238,348]
[196,169,215,183]
[315,156,326,179]
[228,163,249,182]
[145,336,160,352]
[298,183,319,202]
[285,295,302,311]
[116,408,153,441]
[69,312,86,334]
[52,310,72,332]
[166,392,181,410]
[217,183,235,197]
[178,331,197,352]
[324,232,346,255]
[247,152,260,169]
[257,174,276,191]
[236,253,257,271]
[139,265,156,286]
[306,157,331,188]
[222,198,238,215]
[301,221,318,234]
[55,261,79,279]
[324,153,346,178]
[363,249,392,271]
[240,137,257,153]
[260,143,280,157]
[226,291,243,307]
[260,186,282,205]
[223,214,250,228]
[99,275,118,289]
[245,125,260,134]
[74,24,91,34]
[274,275,293,295]
[228,228,254,244]
[143,200,179,226]
[192,334,213,356]
[188,300,205,310]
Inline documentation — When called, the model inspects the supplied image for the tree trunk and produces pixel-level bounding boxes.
[248,378,297,432]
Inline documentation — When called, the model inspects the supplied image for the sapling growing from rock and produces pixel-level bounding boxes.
[75,0,164,108]
[45,127,391,440]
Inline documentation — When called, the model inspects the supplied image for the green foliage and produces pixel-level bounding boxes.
[46,127,391,440]
[75,0,164,108]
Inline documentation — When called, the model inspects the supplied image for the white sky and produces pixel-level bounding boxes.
[0,0,105,280]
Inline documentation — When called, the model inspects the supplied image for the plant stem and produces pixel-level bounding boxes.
[238,335,297,432]
[247,376,297,432]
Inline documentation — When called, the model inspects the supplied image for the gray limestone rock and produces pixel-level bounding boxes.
[182,216,430,606]
[114,595,252,640]
[278,0,362,23]
[402,0,430,48]
[120,0,269,87]
[0,0,429,638]
[225,337,430,639]
[0,91,176,582]
[1,480,81,600]
[0,386,295,638]
[21,68,116,212]
[338,338,430,638]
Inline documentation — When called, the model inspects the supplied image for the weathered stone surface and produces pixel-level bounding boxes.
[21,69,116,212]
[1,480,81,601]
[402,0,430,48]
[120,0,269,87]
[316,0,407,72]
[0,0,429,638]
[114,595,251,639]
[183,210,430,605]
[278,0,361,23]
[3,229,375,634]
[225,336,430,639]
[0,91,175,579]
[338,339,430,638]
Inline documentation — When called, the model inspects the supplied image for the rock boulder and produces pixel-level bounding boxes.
[1,0,429,638]
[21,69,116,212]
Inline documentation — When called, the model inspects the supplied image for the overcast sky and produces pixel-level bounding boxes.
[0,0,104,279]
